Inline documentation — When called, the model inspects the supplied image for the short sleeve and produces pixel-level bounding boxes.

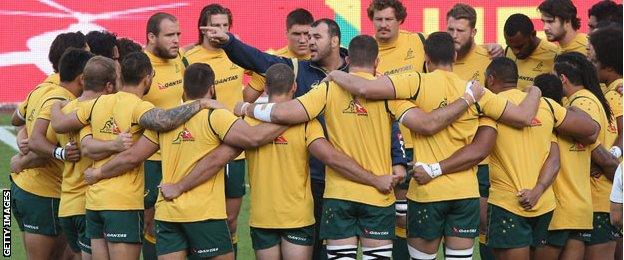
[132,101,156,124]
[479,116,497,130]
[305,119,326,146]
[143,129,159,145]
[387,72,422,99]
[605,90,622,118]
[79,124,93,141]
[296,82,329,119]
[37,96,68,120]
[570,97,602,150]
[478,89,508,120]
[247,72,266,92]
[208,109,240,140]
[544,98,568,127]
[75,98,98,125]
[610,164,623,203]
[17,100,27,120]
[386,100,415,120]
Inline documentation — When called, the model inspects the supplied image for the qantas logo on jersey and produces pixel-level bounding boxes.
[100,117,121,134]
[533,61,544,72]
[530,117,542,126]
[343,99,368,116]
[405,48,414,60]
[383,65,413,76]
[273,135,288,144]
[215,75,240,85]
[172,127,194,144]
[569,142,586,151]
[157,79,183,90]
[519,75,535,83]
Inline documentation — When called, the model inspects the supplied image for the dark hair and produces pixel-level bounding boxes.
[311,18,341,43]
[83,56,117,92]
[534,73,564,103]
[485,57,519,85]
[348,35,379,67]
[58,48,94,82]
[49,31,87,73]
[555,52,613,120]
[590,26,622,75]
[86,31,118,59]
[446,3,477,28]
[197,4,233,44]
[424,32,455,65]
[146,12,177,40]
[116,38,143,59]
[286,8,314,30]
[367,0,407,23]
[265,64,295,96]
[184,63,215,100]
[504,13,535,37]
[589,1,622,22]
[538,0,581,30]
[120,52,153,86]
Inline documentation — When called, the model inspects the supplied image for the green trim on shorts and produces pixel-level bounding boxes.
[225,159,246,198]
[320,198,394,240]
[155,219,233,258]
[250,225,315,250]
[59,215,91,254]
[11,182,60,236]
[586,212,622,245]
[407,198,479,240]
[144,160,163,209]
[477,165,490,198]
[546,229,592,247]
[85,209,144,243]
[486,204,552,249]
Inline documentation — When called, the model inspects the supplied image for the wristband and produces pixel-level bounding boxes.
[429,163,442,178]
[610,146,622,158]
[253,103,274,122]
[414,162,433,176]
[395,200,408,216]
[464,80,476,103]
[239,102,250,116]
[53,147,66,161]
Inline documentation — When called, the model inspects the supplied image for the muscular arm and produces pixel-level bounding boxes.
[10,152,50,172]
[241,100,310,125]
[243,86,263,103]
[328,71,395,100]
[534,142,560,193]
[591,145,620,181]
[438,126,497,174]
[50,102,84,133]
[400,97,471,136]
[497,86,541,128]
[138,100,205,132]
[89,136,159,182]
[28,119,58,157]
[611,202,623,228]
[555,106,600,145]
[222,119,287,149]
[80,134,130,161]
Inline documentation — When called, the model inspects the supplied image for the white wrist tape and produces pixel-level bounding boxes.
[253,103,274,122]
[53,147,66,161]
[414,162,433,176]
[239,102,250,116]
[465,80,476,103]
[429,163,442,178]
[610,146,622,158]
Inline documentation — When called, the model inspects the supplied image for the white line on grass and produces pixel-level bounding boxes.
[0,126,18,151]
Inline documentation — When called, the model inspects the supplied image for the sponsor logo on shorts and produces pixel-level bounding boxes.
[286,235,307,241]
[105,233,128,238]
[452,227,477,234]
[364,229,389,236]
[193,247,219,254]
[22,224,39,230]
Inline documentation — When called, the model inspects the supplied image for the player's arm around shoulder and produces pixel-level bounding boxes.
[552,101,599,145]
[495,86,542,128]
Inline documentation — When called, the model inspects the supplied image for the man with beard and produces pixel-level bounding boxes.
[538,0,588,56]
[143,12,185,259]
[504,14,560,91]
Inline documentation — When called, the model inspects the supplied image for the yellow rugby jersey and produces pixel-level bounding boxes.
[57,99,94,217]
[388,70,508,202]
[11,85,75,198]
[143,107,238,222]
[245,117,324,228]
[454,44,490,85]
[377,30,427,150]
[480,90,567,217]
[560,33,588,56]
[549,89,607,230]
[296,72,415,207]
[76,91,155,210]
[247,46,309,92]
[43,73,60,85]
[604,79,623,119]
[507,39,559,91]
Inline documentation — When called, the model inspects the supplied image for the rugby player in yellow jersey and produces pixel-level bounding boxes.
[9,49,92,259]
[48,52,221,260]
[183,5,252,254]
[588,0,622,33]
[504,14,560,92]
[82,63,287,260]
[143,12,186,257]
[244,8,314,102]
[232,35,489,260]
[325,32,546,260]
[411,58,598,259]
[534,52,620,260]
[539,0,588,56]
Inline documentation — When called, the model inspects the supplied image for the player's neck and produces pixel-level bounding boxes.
[61,81,82,98]
[428,63,453,72]
[348,66,375,75]
[558,29,578,47]
[376,33,399,45]
[268,94,292,103]
[79,90,101,101]
[563,84,583,97]
[120,85,145,98]
[201,41,219,52]
[456,42,474,61]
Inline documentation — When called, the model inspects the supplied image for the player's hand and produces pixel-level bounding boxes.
[10,154,24,173]
[373,175,395,194]
[517,186,544,211]
[113,130,133,152]
[484,43,504,58]
[200,98,225,110]
[84,167,101,185]
[590,163,603,178]
[17,138,29,155]
[392,165,407,185]
[526,85,542,97]
[412,164,433,185]
[233,102,250,117]
[464,80,485,104]
[160,183,182,201]
[201,26,230,45]
[64,142,80,162]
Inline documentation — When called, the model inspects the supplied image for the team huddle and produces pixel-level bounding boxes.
[7,0,624,259]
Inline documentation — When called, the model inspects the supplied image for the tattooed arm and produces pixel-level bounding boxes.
[138,99,223,132]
